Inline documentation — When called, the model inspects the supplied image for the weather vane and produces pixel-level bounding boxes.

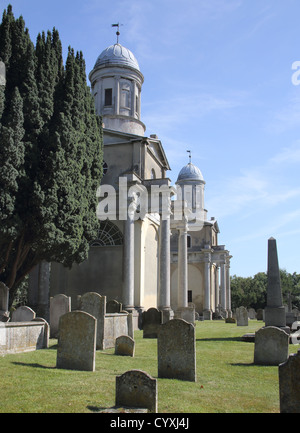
[112,23,123,44]
[187,150,192,163]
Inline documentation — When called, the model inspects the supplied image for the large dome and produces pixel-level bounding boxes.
[94,43,140,71]
[176,162,204,183]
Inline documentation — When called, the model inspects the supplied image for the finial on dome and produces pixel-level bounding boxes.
[187,150,192,163]
[112,23,123,44]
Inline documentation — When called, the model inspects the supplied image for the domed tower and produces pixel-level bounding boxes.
[176,161,207,221]
[89,43,145,136]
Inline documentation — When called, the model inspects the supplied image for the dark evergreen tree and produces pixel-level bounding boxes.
[0,5,103,306]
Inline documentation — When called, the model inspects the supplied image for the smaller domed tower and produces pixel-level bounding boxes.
[89,43,145,136]
[176,161,206,221]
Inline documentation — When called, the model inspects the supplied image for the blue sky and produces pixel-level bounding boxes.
[2,0,300,277]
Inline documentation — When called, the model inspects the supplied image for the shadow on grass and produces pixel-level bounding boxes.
[196,337,243,342]
[230,362,256,367]
[11,361,55,369]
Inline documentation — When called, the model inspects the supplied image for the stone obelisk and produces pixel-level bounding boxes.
[264,237,287,329]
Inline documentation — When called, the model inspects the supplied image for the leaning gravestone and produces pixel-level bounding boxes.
[115,335,135,357]
[78,292,105,349]
[11,306,36,322]
[157,318,196,382]
[50,294,71,338]
[56,311,96,372]
[236,306,248,326]
[115,370,157,413]
[279,350,300,413]
[142,307,163,338]
[254,326,289,365]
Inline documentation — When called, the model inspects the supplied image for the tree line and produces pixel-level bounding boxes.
[230,269,300,311]
[0,5,103,307]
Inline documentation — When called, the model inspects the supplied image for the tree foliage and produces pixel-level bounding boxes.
[230,270,300,310]
[0,5,103,306]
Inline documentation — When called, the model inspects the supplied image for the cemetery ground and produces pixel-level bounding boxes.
[0,320,298,413]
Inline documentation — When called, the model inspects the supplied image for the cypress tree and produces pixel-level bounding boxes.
[0,5,103,305]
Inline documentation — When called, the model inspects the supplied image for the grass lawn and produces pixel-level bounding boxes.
[0,320,298,413]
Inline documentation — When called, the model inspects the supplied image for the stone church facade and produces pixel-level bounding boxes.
[29,41,232,322]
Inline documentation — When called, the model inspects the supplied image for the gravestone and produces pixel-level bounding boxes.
[279,350,300,413]
[115,335,135,357]
[256,309,264,320]
[106,300,122,313]
[78,292,105,349]
[254,326,289,365]
[115,370,157,413]
[248,308,256,319]
[11,306,36,322]
[0,282,9,322]
[56,311,96,371]
[157,318,196,382]
[50,294,71,338]
[236,306,248,326]
[142,308,162,338]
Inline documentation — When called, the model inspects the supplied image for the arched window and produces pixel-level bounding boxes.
[90,220,123,246]
[151,168,156,179]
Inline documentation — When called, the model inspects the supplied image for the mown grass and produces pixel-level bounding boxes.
[0,320,298,413]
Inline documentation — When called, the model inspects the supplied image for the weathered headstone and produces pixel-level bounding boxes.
[279,350,300,413]
[264,238,287,329]
[11,306,36,322]
[254,326,289,365]
[142,308,162,338]
[0,61,5,86]
[256,309,264,320]
[50,294,71,338]
[106,300,122,313]
[115,335,135,357]
[115,370,157,413]
[78,292,105,349]
[236,306,248,326]
[157,318,196,382]
[56,311,96,371]
[248,308,256,319]
[0,282,9,322]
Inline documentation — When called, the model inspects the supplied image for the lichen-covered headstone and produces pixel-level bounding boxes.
[56,311,96,371]
[116,370,157,413]
[254,326,289,365]
[78,292,105,349]
[115,335,135,357]
[157,318,196,382]
[279,350,300,413]
[50,294,71,338]
[11,306,36,322]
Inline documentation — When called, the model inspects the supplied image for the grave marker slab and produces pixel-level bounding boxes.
[157,318,196,382]
[254,326,289,365]
[50,294,71,338]
[116,370,157,413]
[115,335,135,357]
[56,311,96,371]
[279,350,300,413]
[11,306,36,322]
[236,306,248,326]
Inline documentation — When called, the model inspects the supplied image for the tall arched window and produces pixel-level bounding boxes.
[90,220,123,246]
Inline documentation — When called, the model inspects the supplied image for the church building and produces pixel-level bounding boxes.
[29,38,232,323]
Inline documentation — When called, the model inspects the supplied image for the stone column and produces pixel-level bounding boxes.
[123,199,136,312]
[220,262,228,318]
[215,265,220,315]
[158,213,173,322]
[203,253,212,320]
[226,260,232,318]
[177,224,188,309]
